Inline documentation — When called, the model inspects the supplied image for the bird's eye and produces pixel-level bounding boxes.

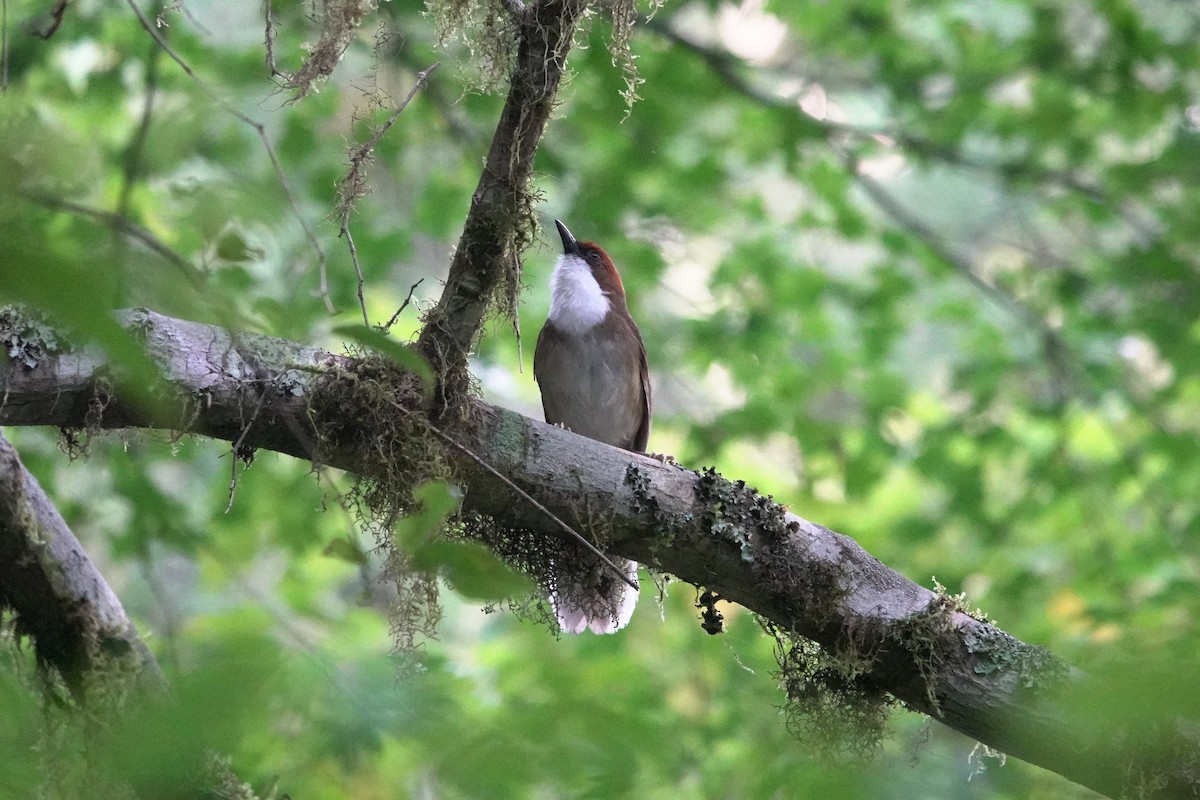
[585,251,601,264]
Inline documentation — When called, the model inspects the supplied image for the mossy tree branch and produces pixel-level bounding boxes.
[416,0,587,410]
[2,307,1197,799]
[0,429,167,700]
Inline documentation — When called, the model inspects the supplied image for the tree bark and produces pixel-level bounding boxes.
[416,0,587,401]
[1,307,1197,799]
[0,428,166,700]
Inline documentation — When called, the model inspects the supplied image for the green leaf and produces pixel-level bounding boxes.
[323,536,370,566]
[413,540,533,601]
[333,323,435,397]
[393,480,463,552]
[394,481,530,600]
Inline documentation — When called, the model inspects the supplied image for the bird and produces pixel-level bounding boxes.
[533,219,652,634]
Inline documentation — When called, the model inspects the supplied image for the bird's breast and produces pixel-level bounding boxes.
[534,322,645,450]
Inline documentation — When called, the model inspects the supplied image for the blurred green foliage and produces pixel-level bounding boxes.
[2,0,1198,796]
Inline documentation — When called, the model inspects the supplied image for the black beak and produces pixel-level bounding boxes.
[555,219,581,256]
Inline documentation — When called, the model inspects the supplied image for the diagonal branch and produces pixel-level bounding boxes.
[0,430,167,699]
[845,163,1080,401]
[2,308,1197,799]
[416,0,586,409]
[23,192,202,286]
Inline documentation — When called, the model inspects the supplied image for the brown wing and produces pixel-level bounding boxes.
[627,317,652,453]
[532,321,561,425]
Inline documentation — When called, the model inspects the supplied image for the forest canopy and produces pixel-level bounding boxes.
[2,0,1200,798]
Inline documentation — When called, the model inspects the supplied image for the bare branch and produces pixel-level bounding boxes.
[116,30,162,220]
[382,278,424,332]
[26,0,67,39]
[24,192,203,285]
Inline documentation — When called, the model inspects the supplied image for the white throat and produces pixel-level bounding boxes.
[548,253,610,334]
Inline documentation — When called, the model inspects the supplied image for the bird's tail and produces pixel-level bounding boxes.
[551,558,639,635]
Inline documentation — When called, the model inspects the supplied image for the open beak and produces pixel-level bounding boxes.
[555,219,582,256]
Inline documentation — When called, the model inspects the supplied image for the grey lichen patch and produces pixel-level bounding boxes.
[486,407,530,469]
[624,462,690,528]
[1,305,62,371]
[963,624,1068,690]
[623,462,697,577]
[694,467,799,555]
[694,467,757,562]
[692,466,840,626]
[623,462,651,505]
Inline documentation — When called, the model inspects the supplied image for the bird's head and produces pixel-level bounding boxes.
[556,220,626,299]
[548,219,629,333]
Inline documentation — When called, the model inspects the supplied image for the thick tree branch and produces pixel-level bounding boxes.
[416,0,585,399]
[1,308,1198,799]
[0,430,166,699]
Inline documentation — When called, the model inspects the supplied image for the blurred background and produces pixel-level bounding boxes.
[2,0,1199,796]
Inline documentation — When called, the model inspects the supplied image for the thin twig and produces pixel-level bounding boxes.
[124,0,329,309]
[343,227,370,326]
[422,420,640,593]
[124,0,193,76]
[224,379,270,513]
[1,0,8,91]
[28,0,67,39]
[337,63,440,326]
[25,193,203,285]
[174,1,210,35]
[382,279,424,332]
[360,64,441,158]
[263,0,283,79]
[117,22,163,221]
